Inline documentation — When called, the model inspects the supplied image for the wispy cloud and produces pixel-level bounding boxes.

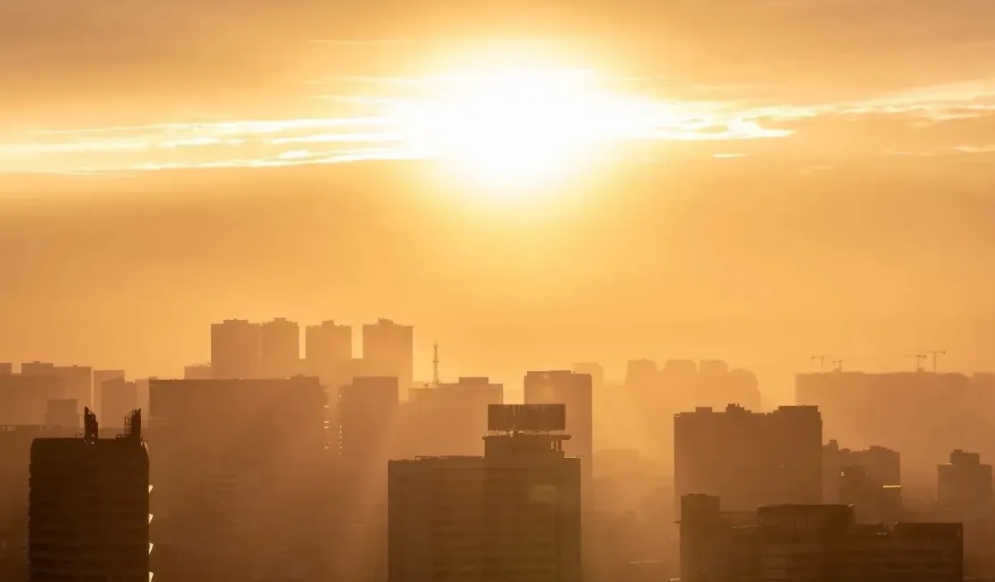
[0,73,794,175]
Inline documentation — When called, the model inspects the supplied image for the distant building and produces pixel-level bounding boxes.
[524,371,593,480]
[52,366,93,412]
[362,319,413,397]
[823,440,901,503]
[29,408,149,582]
[102,377,138,428]
[939,449,993,507]
[149,377,326,582]
[19,362,55,377]
[0,375,65,425]
[680,494,963,582]
[388,403,581,582]
[338,376,401,582]
[338,376,400,461]
[210,319,261,379]
[183,364,212,380]
[405,377,503,457]
[44,398,79,428]
[0,364,11,376]
[573,362,605,393]
[675,404,822,512]
[260,318,300,379]
[93,369,125,417]
[796,370,995,470]
[305,320,352,381]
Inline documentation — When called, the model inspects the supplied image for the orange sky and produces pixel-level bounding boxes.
[2,0,995,400]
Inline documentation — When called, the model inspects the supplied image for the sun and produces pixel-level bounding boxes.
[389,67,621,196]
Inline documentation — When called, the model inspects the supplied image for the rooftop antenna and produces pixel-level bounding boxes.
[431,341,440,388]
[83,407,98,444]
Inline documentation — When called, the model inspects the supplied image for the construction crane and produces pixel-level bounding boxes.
[905,353,926,372]
[831,359,844,372]
[431,341,441,388]
[924,350,947,373]
[810,355,829,371]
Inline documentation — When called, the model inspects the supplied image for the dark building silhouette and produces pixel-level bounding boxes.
[210,319,261,379]
[681,494,963,582]
[149,377,326,582]
[0,364,11,375]
[675,404,822,512]
[260,317,300,379]
[0,375,65,425]
[102,377,139,428]
[405,377,503,457]
[362,319,413,398]
[29,408,149,582]
[182,364,212,380]
[387,403,581,582]
[0,425,76,582]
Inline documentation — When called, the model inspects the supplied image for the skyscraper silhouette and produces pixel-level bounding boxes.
[29,408,149,582]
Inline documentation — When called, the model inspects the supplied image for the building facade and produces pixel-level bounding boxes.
[675,405,822,512]
[388,403,581,582]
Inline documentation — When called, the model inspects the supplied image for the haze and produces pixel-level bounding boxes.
[4,0,995,402]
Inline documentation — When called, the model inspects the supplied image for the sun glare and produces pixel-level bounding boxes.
[390,68,622,196]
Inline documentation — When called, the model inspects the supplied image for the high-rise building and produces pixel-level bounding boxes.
[0,364,11,376]
[338,376,401,461]
[93,369,126,417]
[524,370,593,508]
[19,362,55,377]
[822,440,901,503]
[260,318,300,379]
[796,370,995,470]
[675,404,822,511]
[43,398,79,428]
[52,365,93,412]
[0,425,76,582]
[680,495,962,582]
[0,375,65,425]
[405,377,503,457]
[102,377,138,428]
[149,377,327,582]
[183,364,212,380]
[29,408,149,582]
[338,376,401,582]
[388,403,581,582]
[305,320,352,379]
[362,319,413,396]
[938,449,993,506]
[211,319,261,379]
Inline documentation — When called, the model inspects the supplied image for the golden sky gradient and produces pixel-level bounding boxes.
[2,0,995,399]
